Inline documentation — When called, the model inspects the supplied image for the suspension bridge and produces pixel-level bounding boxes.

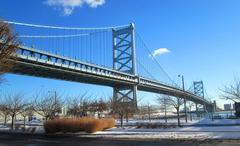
[3,21,213,111]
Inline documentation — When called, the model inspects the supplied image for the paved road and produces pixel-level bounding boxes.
[0,133,240,146]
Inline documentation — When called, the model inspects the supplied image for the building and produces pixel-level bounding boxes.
[224,104,231,111]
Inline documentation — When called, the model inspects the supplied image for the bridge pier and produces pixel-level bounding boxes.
[113,86,137,108]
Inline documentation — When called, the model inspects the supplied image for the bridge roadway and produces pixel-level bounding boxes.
[10,45,212,106]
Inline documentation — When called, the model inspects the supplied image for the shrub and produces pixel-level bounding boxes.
[44,118,115,134]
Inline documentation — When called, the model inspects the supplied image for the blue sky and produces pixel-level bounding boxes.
[0,0,240,107]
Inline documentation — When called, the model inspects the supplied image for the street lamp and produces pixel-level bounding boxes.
[178,74,188,123]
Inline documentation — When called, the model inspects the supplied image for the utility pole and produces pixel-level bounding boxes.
[179,75,187,123]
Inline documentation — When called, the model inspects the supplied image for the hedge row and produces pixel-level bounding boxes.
[44,118,115,133]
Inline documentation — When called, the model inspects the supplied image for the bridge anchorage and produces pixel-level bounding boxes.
[2,21,213,113]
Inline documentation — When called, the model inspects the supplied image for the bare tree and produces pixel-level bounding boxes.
[19,104,34,129]
[0,97,10,126]
[220,77,240,102]
[124,104,135,122]
[188,102,195,121]
[157,95,170,124]
[67,93,89,118]
[111,100,135,127]
[137,104,146,120]
[113,102,126,128]
[67,97,83,118]
[3,92,27,129]
[137,103,155,122]
[147,102,152,122]
[0,21,19,126]
[160,95,184,127]
[0,21,19,83]
[34,91,62,120]
[89,98,108,118]
[124,97,143,123]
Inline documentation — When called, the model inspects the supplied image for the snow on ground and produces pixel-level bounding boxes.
[194,118,240,125]
[87,126,240,139]
[105,126,240,132]
[87,131,240,139]
[0,118,240,139]
[0,125,44,134]
[117,118,240,126]
[91,119,240,140]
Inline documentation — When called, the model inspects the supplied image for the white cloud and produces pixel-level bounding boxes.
[149,48,170,58]
[85,0,105,8]
[44,0,105,16]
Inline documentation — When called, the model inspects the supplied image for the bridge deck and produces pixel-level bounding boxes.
[9,46,211,105]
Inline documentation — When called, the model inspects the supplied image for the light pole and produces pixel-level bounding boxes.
[178,74,187,123]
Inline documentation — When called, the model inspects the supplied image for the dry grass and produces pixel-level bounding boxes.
[44,118,115,134]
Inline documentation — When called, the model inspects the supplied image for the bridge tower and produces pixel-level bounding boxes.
[194,81,204,98]
[112,23,137,108]
[194,81,207,114]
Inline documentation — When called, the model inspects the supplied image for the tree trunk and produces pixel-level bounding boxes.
[120,114,124,128]
[126,112,129,123]
[164,105,167,124]
[23,116,26,130]
[98,111,100,119]
[45,115,49,121]
[190,113,192,121]
[148,106,151,122]
[177,108,180,127]
[4,114,7,126]
[11,114,15,130]
[189,107,192,121]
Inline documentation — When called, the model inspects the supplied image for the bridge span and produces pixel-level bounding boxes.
[11,45,211,106]
[2,21,213,111]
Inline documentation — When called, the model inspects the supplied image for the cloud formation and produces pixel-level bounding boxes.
[149,48,170,58]
[44,0,105,16]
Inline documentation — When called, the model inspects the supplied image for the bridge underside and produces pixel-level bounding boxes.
[9,57,211,106]
[11,59,134,88]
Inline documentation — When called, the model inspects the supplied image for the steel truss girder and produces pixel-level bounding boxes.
[112,24,137,107]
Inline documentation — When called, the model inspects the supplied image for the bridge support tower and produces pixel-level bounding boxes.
[194,81,204,98]
[112,23,137,109]
[194,81,205,116]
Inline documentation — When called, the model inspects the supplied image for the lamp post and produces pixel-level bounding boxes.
[178,74,187,123]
